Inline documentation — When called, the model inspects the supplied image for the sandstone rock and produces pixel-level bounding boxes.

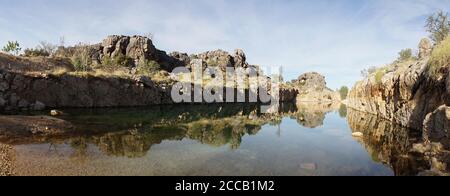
[0,116,74,138]
[423,105,450,145]
[418,38,432,59]
[347,57,448,131]
[126,36,157,62]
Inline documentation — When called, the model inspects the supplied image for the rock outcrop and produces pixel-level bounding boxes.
[347,38,450,175]
[347,52,449,131]
[289,72,341,103]
[0,69,171,111]
[56,35,184,71]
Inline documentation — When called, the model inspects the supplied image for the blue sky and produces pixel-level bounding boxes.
[1,0,449,88]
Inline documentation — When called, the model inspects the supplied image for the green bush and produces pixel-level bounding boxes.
[23,48,50,57]
[397,48,414,62]
[113,54,133,67]
[375,68,387,84]
[137,59,161,75]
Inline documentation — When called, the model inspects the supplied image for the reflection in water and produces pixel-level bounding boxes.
[0,103,438,176]
[346,109,429,176]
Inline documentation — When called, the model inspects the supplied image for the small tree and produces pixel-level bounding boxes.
[339,86,349,100]
[426,11,450,44]
[2,41,21,56]
[398,48,413,62]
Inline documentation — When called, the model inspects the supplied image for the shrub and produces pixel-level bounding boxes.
[428,36,450,78]
[426,11,450,44]
[71,46,91,71]
[375,68,387,84]
[101,55,114,67]
[136,59,161,75]
[2,41,21,56]
[23,48,50,57]
[113,54,133,67]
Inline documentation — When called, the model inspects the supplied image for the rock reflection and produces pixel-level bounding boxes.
[2,103,443,176]
[290,102,340,128]
[347,109,429,176]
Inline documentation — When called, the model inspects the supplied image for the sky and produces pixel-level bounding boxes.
[1,0,449,89]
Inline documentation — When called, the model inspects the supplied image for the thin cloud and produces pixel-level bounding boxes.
[0,0,449,88]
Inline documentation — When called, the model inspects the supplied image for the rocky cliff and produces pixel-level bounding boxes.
[347,38,450,174]
[348,38,449,130]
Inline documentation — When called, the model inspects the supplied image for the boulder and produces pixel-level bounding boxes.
[0,116,74,138]
[423,105,450,146]
[126,36,157,62]
[295,72,327,92]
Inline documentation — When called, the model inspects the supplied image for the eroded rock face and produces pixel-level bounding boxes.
[347,58,449,131]
[0,69,171,111]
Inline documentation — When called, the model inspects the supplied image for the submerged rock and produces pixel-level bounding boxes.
[0,116,74,139]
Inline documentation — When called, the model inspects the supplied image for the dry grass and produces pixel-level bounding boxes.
[428,36,450,78]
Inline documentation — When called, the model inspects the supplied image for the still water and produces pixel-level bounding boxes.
[0,103,428,176]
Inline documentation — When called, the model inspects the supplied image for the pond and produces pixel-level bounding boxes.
[0,103,428,176]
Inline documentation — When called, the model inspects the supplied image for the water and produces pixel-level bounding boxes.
[0,103,428,176]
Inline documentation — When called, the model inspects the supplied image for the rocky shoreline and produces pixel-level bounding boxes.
[347,38,450,175]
